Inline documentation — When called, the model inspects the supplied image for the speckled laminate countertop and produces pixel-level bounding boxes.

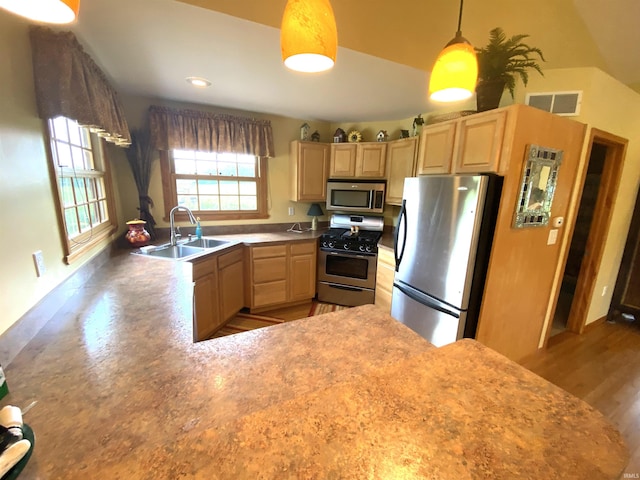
[3,253,628,479]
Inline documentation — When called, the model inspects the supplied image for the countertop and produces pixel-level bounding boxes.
[209,229,324,244]
[3,251,629,479]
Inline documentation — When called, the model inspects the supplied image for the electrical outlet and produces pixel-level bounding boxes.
[602,285,608,296]
[288,207,295,216]
[33,250,46,277]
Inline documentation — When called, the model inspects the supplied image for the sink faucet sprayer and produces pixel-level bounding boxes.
[169,206,197,246]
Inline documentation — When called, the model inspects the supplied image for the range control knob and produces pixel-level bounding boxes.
[359,245,366,252]
[328,241,335,249]
[364,245,372,253]
[343,243,350,250]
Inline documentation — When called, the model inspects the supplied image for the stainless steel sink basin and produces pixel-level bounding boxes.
[137,244,206,260]
[183,238,230,249]
[133,237,234,261]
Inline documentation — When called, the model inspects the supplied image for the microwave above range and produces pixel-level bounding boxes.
[326,180,386,214]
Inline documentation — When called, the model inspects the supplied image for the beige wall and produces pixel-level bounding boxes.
[0,12,127,335]
[117,95,334,229]
[514,68,640,341]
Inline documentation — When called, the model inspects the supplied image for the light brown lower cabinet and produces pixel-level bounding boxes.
[375,246,395,314]
[246,240,317,312]
[192,245,244,342]
[218,248,245,322]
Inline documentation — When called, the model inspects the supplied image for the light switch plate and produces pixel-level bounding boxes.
[547,229,558,245]
[33,251,46,277]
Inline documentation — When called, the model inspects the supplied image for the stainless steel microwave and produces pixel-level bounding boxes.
[326,180,386,214]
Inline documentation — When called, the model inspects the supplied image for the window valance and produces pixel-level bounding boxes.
[148,105,275,158]
[29,27,131,147]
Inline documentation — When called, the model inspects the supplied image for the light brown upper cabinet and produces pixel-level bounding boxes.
[416,109,509,176]
[330,143,356,177]
[330,142,387,179]
[385,137,418,205]
[454,110,507,174]
[290,141,330,202]
[416,122,457,175]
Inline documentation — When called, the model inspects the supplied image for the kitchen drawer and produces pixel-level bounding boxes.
[290,241,316,256]
[218,247,243,270]
[253,256,287,283]
[252,244,287,259]
[253,280,287,307]
[192,256,216,280]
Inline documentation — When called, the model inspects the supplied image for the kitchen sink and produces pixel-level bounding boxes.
[139,244,206,260]
[133,237,234,261]
[183,238,229,249]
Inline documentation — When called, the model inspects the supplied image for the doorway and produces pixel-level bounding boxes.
[550,128,627,337]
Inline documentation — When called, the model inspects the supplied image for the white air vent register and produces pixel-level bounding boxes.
[525,91,582,116]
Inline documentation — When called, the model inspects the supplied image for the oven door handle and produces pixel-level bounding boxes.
[394,199,407,272]
[326,251,373,259]
[324,283,365,292]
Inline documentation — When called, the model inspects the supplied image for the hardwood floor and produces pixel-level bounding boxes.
[523,318,640,474]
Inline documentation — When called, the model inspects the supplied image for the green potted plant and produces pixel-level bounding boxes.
[475,27,545,112]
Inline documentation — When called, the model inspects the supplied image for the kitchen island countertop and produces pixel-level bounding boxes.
[4,252,628,479]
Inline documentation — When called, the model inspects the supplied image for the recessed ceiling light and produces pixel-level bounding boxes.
[186,77,212,88]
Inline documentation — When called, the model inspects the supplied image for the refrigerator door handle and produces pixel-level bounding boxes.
[394,199,407,272]
[394,281,460,318]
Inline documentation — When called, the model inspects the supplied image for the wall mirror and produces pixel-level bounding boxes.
[513,144,564,228]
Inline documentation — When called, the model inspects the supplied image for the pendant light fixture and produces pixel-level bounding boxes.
[280,0,337,73]
[428,0,477,102]
[0,0,79,24]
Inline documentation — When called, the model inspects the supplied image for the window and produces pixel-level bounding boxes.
[48,116,117,263]
[160,149,269,221]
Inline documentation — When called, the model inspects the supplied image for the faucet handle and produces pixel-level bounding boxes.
[175,226,181,238]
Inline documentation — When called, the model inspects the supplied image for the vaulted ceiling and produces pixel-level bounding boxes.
[69,0,640,123]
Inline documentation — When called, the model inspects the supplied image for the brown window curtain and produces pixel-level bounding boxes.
[29,26,131,147]
[125,129,157,239]
[147,105,275,157]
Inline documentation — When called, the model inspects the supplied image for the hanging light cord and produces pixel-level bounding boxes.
[456,0,464,36]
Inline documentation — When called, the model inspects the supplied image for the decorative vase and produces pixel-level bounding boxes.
[125,219,151,247]
[475,79,506,112]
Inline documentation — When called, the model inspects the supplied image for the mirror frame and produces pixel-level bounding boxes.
[513,144,564,228]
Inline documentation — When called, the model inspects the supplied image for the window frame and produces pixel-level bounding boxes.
[45,117,118,264]
[159,150,269,222]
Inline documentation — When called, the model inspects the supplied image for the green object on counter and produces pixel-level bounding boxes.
[0,366,7,401]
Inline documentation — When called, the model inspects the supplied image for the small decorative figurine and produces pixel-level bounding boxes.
[376,130,388,142]
[347,130,362,143]
[125,219,151,247]
[311,130,320,142]
[400,129,410,139]
[412,114,424,137]
[300,123,310,141]
[333,128,346,143]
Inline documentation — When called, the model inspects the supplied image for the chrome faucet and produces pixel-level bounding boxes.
[169,206,197,246]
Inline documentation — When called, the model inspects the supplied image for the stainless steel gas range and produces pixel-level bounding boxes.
[317,214,384,306]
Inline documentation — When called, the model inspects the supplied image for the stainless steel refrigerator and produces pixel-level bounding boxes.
[391,175,502,347]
